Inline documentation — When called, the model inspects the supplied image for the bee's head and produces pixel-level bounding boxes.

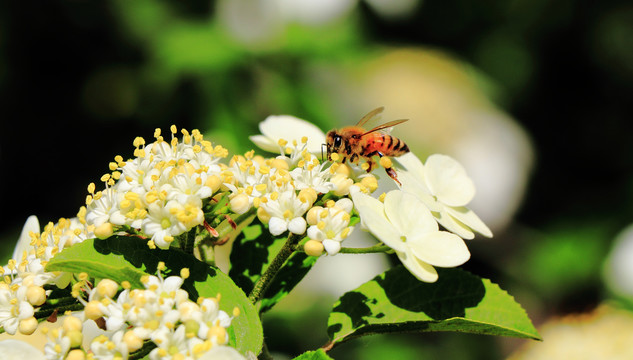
[325,130,343,161]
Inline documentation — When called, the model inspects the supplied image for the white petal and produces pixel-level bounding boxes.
[334,198,354,213]
[384,191,437,237]
[407,231,470,267]
[307,226,323,241]
[0,340,45,360]
[288,217,307,235]
[424,154,476,207]
[434,208,475,240]
[396,249,438,283]
[323,239,341,255]
[445,206,493,238]
[268,217,288,236]
[351,191,406,252]
[198,345,247,360]
[12,215,40,262]
[257,115,326,154]
[163,276,185,292]
[248,135,278,153]
[393,152,425,178]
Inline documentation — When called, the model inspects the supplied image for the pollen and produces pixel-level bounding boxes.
[330,153,340,161]
[379,156,393,169]
[301,136,308,143]
[277,139,288,147]
[361,162,370,171]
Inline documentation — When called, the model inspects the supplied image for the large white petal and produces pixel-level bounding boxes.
[424,154,475,207]
[351,191,406,252]
[248,135,278,153]
[393,152,425,178]
[434,208,475,240]
[384,191,437,237]
[12,215,39,262]
[407,231,470,267]
[254,114,326,154]
[396,249,438,283]
[0,339,45,360]
[445,206,493,238]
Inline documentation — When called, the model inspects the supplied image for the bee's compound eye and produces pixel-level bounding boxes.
[334,135,342,148]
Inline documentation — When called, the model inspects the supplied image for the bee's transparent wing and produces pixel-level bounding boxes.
[356,106,385,127]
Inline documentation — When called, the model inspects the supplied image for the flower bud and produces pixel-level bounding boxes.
[18,316,38,335]
[66,349,86,360]
[63,316,83,332]
[229,193,251,215]
[123,330,144,352]
[94,222,114,239]
[298,188,317,206]
[257,207,271,224]
[26,285,46,306]
[84,300,104,320]
[306,207,323,226]
[205,175,222,193]
[96,279,119,299]
[66,329,83,348]
[304,240,324,257]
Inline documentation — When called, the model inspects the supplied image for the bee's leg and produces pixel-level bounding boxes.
[385,167,401,186]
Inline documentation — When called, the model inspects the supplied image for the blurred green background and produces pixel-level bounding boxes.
[2,0,633,358]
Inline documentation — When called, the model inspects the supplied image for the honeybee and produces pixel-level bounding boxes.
[326,107,409,185]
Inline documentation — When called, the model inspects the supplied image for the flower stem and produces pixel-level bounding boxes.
[248,233,300,304]
[338,244,392,254]
[294,243,392,254]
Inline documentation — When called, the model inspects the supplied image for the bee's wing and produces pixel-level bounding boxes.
[356,106,385,127]
[361,119,408,136]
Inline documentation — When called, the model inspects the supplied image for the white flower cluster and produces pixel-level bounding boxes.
[225,136,372,255]
[85,126,228,249]
[0,216,90,336]
[44,264,240,360]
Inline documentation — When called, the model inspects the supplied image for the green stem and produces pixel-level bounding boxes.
[338,244,392,254]
[215,209,256,239]
[248,233,300,304]
[294,243,392,254]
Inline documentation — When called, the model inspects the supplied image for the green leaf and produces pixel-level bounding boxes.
[46,236,151,288]
[229,219,315,312]
[292,349,334,360]
[47,236,263,355]
[327,266,540,348]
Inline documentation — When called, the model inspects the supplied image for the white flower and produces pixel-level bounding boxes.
[249,114,326,155]
[86,187,119,228]
[306,199,354,255]
[397,153,492,239]
[142,196,203,249]
[259,189,310,236]
[0,285,34,335]
[352,190,470,282]
[290,154,335,194]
